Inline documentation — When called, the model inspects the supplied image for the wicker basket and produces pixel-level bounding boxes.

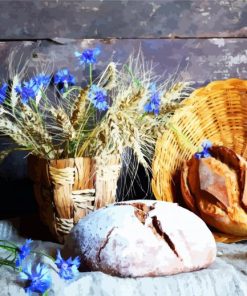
[28,154,121,243]
[152,78,247,203]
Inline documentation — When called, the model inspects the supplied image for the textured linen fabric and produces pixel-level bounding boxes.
[0,219,247,296]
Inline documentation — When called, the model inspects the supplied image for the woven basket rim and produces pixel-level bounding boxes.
[152,78,247,201]
[28,153,120,162]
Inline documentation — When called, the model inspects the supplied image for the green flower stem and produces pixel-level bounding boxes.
[42,290,49,296]
[0,258,16,268]
[40,88,51,116]
[0,240,18,249]
[62,86,81,98]
[124,64,141,88]
[29,99,39,113]
[139,113,147,120]
[0,240,18,247]
[89,63,93,86]
[0,244,17,252]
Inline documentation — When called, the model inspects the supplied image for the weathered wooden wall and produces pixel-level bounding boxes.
[1,1,246,39]
[0,0,246,218]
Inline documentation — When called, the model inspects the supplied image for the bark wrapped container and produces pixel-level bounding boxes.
[28,155,121,243]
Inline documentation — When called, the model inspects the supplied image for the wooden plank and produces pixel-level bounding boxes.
[0,39,246,85]
[0,1,246,39]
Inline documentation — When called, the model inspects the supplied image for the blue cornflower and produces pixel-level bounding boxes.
[55,250,80,280]
[15,74,50,104]
[88,84,109,111]
[194,140,212,159]
[75,48,101,65]
[15,79,38,104]
[144,84,161,115]
[33,74,51,89]
[19,263,52,295]
[16,239,33,268]
[0,83,8,104]
[54,68,76,86]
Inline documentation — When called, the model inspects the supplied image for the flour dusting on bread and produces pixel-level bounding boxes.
[63,200,216,277]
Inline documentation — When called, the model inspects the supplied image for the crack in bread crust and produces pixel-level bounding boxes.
[115,202,180,258]
[115,202,155,211]
[151,215,180,258]
[115,202,155,224]
[96,227,117,263]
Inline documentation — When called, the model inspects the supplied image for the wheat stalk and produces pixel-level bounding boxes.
[78,108,154,171]
[0,117,31,147]
[1,47,194,169]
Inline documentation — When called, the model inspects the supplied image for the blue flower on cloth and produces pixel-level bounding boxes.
[55,250,80,280]
[15,79,39,104]
[0,83,8,104]
[88,84,109,111]
[19,263,52,295]
[75,48,101,64]
[54,68,76,86]
[16,239,33,268]
[144,84,161,115]
[194,140,212,159]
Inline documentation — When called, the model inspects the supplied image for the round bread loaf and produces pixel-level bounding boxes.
[63,200,216,277]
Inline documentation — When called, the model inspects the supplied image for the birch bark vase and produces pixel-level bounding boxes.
[27,154,121,243]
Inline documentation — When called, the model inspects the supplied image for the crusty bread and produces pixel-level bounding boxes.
[181,145,247,237]
[63,200,216,277]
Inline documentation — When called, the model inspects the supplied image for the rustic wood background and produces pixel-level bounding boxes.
[0,0,246,220]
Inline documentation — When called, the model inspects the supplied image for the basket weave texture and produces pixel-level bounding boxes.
[28,154,121,243]
[152,78,247,203]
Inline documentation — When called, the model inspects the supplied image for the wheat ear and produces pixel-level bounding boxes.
[98,62,117,90]
[70,87,89,127]
[19,104,55,158]
[50,107,76,141]
[117,87,146,110]
[0,117,31,147]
